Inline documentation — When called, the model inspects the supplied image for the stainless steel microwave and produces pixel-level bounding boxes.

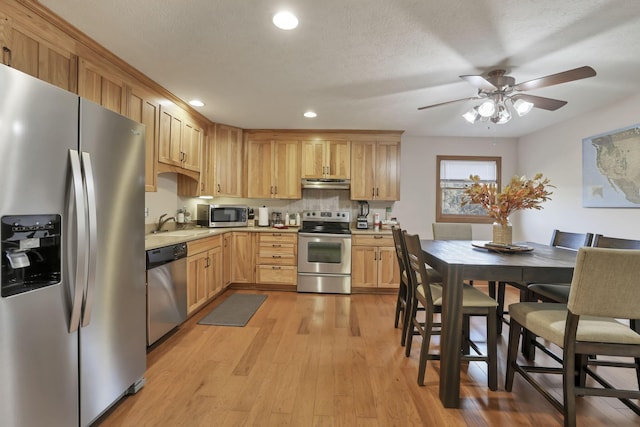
[196,204,248,228]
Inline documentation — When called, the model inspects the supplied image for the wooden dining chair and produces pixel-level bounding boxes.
[528,233,635,304]
[433,222,505,332]
[505,247,640,427]
[392,227,412,346]
[403,230,498,389]
[526,230,595,303]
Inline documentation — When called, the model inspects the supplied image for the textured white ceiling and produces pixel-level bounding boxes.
[40,0,640,137]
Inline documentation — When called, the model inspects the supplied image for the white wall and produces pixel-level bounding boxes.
[393,135,518,241]
[517,93,640,243]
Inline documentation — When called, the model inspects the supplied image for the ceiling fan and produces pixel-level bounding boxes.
[417,66,596,124]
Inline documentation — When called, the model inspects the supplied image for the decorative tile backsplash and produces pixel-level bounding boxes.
[145,173,395,227]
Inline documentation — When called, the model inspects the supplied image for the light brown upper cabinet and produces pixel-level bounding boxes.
[300,140,350,179]
[213,124,244,197]
[78,58,127,114]
[247,139,301,199]
[351,140,401,201]
[126,84,160,192]
[158,104,202,182]
[0,10,78,93]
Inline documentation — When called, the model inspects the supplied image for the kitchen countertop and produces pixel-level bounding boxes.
[145,226,299,250]
[145,225,393,251]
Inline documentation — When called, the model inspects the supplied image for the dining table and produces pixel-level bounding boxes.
[419,239,578,408]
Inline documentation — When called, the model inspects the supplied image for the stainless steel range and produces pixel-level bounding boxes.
[297,210,352,294]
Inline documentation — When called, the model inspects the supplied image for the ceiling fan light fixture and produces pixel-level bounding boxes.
[513,98,534,116]
[492,104,511,124]
[462,108,480,124]
[477,100,496,117]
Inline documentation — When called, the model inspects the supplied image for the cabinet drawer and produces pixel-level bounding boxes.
[256,265,297,284]
[258,242,295,254]
[258,233,297,244]
[187,235,222,255]
[352,234,393,247]
[257,253,296,266]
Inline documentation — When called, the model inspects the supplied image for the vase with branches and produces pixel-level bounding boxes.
[461,173,554,244]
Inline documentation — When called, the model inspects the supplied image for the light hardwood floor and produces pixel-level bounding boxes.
[96,284,640,426]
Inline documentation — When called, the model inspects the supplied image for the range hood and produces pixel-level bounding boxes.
[301,178,350,190]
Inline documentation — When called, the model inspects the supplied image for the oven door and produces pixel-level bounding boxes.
[297,232,351,275]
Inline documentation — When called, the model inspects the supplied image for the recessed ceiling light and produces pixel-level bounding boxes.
[304,111,317,118]
[273,11,298,30]
[189,100,205,107]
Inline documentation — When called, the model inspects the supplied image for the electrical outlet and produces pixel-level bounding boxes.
[144,207,149,217]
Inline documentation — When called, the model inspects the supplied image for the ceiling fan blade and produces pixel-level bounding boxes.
[417,96,480,110]
[514,66,596,92]
[511,94,567,111]
[459,74,497,92]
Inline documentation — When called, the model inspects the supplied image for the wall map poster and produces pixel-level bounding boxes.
[582,123,640,208]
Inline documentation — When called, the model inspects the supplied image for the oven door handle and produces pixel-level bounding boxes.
[298,232,352,239]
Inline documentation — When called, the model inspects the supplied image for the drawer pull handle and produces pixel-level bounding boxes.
[272,244,281,247]
[374,235,383,239]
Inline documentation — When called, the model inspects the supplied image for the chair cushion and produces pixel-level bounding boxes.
[509,302,640,348]
[418,283,497,308]
[528,283,570,303]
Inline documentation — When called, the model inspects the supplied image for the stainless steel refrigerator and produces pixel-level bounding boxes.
[0,64,146,426]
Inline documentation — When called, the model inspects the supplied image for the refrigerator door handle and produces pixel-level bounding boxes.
[68,149,87,333]
[80,151,98,327]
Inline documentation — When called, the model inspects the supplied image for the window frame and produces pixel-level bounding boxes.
[435,155,502,224]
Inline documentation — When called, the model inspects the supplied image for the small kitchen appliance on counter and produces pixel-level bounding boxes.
[356,201,369,229]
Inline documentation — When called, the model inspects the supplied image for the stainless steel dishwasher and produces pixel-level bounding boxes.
[145,242,188,346]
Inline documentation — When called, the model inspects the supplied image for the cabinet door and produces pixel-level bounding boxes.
[208,246,223,298]
[351,246,378,288]
[378,246,400,288]
[247,140,274,198]
[274,139,300,199]
[300,140,325,178]
[187,252,208,314]
[158,107,183,167]
[231,232,253,283]
[375,141,401,201]
[1,15,78,92]
[182,120,202,173]
[350,141,376,200]
[214,124,243,197]
[223,234,232,286]
[78,58,126,114]
[326,140,351,179]
[127,86,159,192]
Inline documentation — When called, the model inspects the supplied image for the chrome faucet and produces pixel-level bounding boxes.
[155,213,175,233]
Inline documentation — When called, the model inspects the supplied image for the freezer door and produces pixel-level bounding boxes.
[0,65,80,426]
[78,100,146,426]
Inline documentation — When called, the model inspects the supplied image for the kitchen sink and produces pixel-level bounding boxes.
[148,230,211,239]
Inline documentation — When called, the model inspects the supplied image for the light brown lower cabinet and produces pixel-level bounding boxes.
[351,234,400,289]
[230,232,254,284]
[186,235,223,315]
[255,232,297,285]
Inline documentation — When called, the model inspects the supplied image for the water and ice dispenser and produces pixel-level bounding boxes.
[1,214,61,297]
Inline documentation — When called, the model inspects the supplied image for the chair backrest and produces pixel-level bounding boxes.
[550,229,593,250]
[593,234,640,249]
[402,231,436,309]
[392,227,408,278]
[432,223,472,240]
[568,247,640,319]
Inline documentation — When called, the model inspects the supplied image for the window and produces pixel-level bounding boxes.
[436,155,501,223]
